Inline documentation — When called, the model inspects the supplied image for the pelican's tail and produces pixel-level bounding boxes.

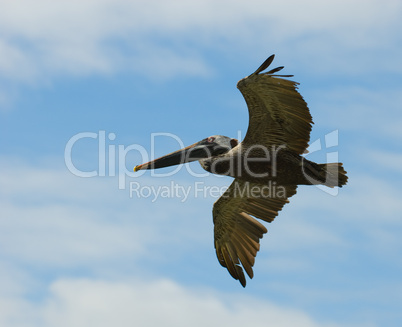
[301,160,348,187]
[317,163,348,187]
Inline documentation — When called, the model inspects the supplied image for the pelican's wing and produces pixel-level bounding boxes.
[213,179,297,287]
[237,55,313,154]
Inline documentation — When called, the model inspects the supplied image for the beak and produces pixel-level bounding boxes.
[134,140,213,172]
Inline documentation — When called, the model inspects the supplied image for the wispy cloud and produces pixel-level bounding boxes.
[0,0,400,86]
[1,276,367,327]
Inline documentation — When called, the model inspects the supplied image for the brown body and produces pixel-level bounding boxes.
[200,145,344,187]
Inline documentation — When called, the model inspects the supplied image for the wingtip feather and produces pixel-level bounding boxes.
[252,54,275,75]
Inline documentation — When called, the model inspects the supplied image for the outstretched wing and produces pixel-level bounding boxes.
[213,179,297,287]
[237,54,313,155]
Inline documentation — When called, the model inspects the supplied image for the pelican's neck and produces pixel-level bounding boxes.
[198,154,234,177]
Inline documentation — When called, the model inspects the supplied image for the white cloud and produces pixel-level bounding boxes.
[0,0,400,112]
[0,39,36,82]
[0,0,400,86]
[0,277,364,327]
[0,0,216,82]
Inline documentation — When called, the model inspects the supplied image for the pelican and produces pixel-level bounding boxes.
[134,55,348,287]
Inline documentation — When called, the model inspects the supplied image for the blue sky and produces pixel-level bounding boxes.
[1,0,402,326]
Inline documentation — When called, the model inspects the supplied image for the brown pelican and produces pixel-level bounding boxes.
[134,55,348,287]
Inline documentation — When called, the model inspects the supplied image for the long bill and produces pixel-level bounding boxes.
[133,141,212,172]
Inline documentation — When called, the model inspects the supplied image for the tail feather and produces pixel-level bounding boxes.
[301,160,348,187]
[318,163,348,187]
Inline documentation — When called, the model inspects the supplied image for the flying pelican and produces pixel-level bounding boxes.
[134,55,348,287]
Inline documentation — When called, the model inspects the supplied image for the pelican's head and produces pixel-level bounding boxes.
[134,135,238,172]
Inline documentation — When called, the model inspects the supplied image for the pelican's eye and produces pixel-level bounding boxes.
[207,137,215,143]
